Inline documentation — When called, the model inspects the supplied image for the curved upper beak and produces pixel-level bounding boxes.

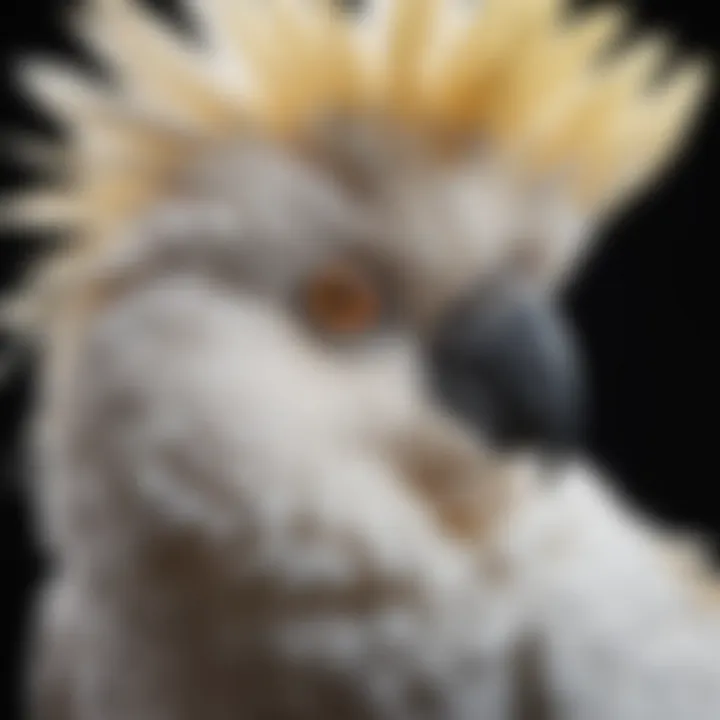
[429,279,587,454]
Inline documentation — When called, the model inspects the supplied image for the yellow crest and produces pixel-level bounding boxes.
[2,0,712,252]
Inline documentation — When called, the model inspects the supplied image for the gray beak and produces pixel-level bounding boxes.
[429,280,587,454]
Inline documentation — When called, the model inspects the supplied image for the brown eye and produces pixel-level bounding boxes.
[301,261,384,337]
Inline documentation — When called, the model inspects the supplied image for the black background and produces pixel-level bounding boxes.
[1,1,718,717]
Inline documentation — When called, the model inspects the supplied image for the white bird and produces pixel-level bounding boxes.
[3,1,718,718]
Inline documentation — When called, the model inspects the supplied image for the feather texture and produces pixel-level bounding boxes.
[4,0,712,251]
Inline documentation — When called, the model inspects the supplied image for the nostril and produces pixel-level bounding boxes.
[428,280,587,453]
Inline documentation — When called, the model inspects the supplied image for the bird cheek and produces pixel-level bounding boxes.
[337,341,427,451]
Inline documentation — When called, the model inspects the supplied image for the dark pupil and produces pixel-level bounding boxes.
[325,280,360,312]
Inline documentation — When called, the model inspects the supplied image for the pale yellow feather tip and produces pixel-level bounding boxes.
[5,0,713,240]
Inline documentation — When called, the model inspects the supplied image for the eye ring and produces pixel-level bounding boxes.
[299,259,386,339]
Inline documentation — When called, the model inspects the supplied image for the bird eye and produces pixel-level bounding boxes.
[300,260,384,338]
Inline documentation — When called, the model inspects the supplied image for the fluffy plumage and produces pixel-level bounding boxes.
[3,0,711,327]
[4,1,718,719]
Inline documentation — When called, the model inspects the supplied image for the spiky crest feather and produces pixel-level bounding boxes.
[0,0,711,327]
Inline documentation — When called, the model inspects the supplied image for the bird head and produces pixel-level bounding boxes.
[3,0,710,541]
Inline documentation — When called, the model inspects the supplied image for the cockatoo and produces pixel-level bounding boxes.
[3,0,718,718]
